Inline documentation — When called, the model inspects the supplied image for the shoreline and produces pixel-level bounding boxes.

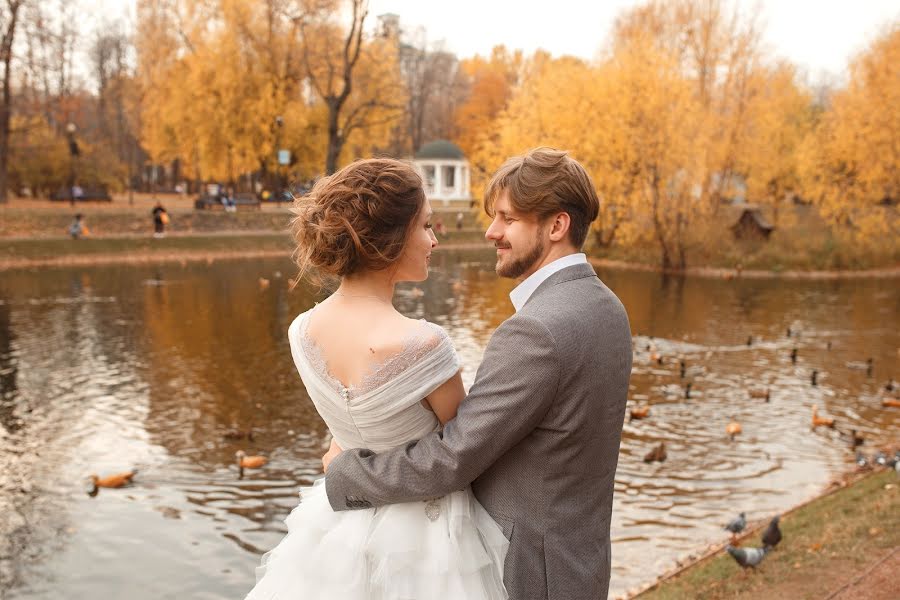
[2,233,899,279]
[630,466,899,600]
[589,257,900,280]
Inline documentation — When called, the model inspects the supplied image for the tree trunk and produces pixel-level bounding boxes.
[0,1,24,204]
[325,102,343,175]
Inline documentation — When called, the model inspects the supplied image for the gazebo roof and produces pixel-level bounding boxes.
[414,140,465,160]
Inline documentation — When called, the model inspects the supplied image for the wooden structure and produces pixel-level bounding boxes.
[730,205,774,241]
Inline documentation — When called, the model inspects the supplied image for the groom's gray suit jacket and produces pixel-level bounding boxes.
[326,262,632,600]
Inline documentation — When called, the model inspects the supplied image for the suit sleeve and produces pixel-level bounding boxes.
[325,314,560,511]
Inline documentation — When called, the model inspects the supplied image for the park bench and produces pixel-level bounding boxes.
[194,191,261,210]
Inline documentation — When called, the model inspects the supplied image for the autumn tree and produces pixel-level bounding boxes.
[298,0,403,174]
[0,0,26,203]
[798,23,900,247]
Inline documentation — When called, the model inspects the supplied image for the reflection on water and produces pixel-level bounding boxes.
[0,252,897,599]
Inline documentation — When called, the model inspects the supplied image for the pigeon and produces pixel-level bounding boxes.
[724,512,747,536]
[727,545,769,569]
[874,451,888,467]
[761,516,782,549]
[855,451,869,468]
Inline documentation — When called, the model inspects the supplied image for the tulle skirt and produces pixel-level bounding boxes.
[245,479,509,600]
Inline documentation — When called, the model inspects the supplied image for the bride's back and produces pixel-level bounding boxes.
[305,299,424,389]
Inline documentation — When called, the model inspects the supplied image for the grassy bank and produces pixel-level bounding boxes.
[635,468,899,600]
[0,230,492,270]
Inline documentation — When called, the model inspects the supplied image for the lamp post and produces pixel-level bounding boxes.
[65,122,80,207]
[275,115,285,207]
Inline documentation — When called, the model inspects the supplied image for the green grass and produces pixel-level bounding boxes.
[638,469,900,600]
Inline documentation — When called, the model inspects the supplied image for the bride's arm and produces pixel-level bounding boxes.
[323,372,463,472]
[422,371,464,425]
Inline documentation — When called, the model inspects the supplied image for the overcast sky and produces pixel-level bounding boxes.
[95,0,898,82]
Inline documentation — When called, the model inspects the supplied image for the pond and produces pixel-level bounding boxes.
[1,251,898,599]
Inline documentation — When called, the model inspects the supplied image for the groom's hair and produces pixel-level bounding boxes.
[483,147,600,248]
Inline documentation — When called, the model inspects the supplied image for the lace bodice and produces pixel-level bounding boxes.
[287,309,460,453]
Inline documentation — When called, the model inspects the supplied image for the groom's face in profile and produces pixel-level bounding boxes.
[485,191,547,281]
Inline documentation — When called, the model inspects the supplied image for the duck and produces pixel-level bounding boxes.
[90,470,137,490]
[643,442,667,463]
[726,421,742,440]
[236,450,268,470]
[749,388,770,402]
[882,397,900,408]
[223,426,255,441]
[811,404,835,429]
[846,357,873,377]
[629,405,651,421]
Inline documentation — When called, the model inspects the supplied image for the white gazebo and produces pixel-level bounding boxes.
[412,140,471,207]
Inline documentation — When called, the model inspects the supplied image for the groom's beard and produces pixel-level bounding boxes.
[495,234,545,279]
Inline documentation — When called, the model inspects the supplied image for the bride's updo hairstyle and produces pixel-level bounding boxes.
[290,158,425,286]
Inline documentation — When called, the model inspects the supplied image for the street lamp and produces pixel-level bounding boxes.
[65,122,80,207]
[275,115,286,206]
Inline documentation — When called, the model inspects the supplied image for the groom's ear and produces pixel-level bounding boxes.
[547,211,572,243]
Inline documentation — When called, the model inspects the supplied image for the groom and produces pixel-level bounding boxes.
[324,147,632,599]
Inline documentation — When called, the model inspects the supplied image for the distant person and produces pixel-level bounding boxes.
[152,201,169,238]
[456,210,464,230]
[434,216,446,236]
[68,214,88,239]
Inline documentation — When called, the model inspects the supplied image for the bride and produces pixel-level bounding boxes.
[245,158,508,599]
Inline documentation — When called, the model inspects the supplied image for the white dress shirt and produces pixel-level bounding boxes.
[508,253,588,312]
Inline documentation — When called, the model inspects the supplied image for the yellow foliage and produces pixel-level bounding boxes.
[799,23,900,246]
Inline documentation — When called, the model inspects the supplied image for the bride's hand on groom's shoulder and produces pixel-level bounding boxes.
[322,438,343,473]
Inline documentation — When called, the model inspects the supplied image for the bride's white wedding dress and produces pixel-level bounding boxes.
[244,307,508,600]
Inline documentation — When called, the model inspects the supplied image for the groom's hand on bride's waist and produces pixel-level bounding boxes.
[322,439,343,473]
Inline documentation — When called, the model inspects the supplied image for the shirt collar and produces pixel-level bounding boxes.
[509,253,587,312]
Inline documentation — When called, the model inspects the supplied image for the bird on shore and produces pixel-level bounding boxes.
[629,405,650,421]
[726,420,742,440]
[811,370,819,386]
[236,450,267,472]
[727,545,769,570]
[746,335,753,346]
[724,512,747,540]
[749,388,770,402]
[786,327,792,338]
[643,442,667,463]
[886,379,896,393]
[882,397,900,408]
[89,470,137,493]
[684,382,693,400]
[811,404,835,429]
[855,451,869,469]
[790,347,798,364]
[761,515,782,549]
